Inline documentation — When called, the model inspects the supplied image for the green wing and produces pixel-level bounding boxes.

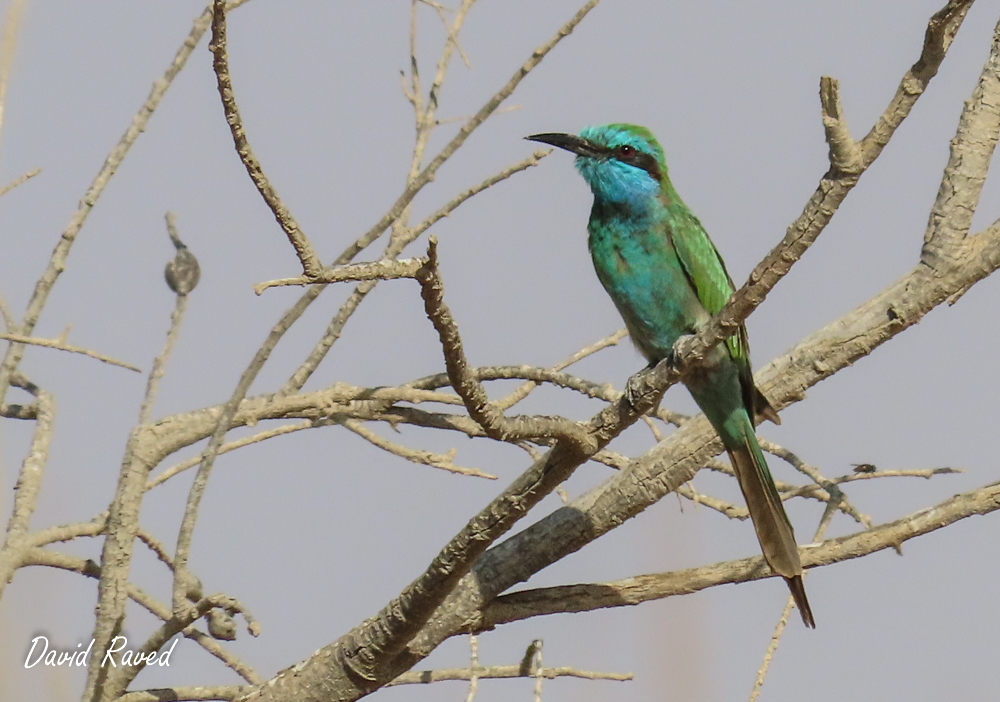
[667,209,746,358]
[669,210,780,424]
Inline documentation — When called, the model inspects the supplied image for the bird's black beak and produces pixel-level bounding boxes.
[526,132,605,159]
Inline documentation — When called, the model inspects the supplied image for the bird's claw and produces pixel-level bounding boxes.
[623,373,647,411]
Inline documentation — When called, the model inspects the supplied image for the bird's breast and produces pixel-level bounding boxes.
[588,214,708,362]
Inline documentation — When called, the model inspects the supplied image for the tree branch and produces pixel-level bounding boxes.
[208,0,321,278]
[390,0,989,670]
[0,1,218,416]
[475,481,1000,628]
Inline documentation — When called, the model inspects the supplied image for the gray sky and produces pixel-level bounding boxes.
[2,1,999,700]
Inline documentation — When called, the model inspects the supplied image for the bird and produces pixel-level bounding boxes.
[527,124,814,628]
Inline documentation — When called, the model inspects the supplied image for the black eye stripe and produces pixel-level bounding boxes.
[610,147,662,182]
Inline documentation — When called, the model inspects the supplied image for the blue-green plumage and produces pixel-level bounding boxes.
[528,124,814,627]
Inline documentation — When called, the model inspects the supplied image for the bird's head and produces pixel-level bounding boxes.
[527,123,666,204]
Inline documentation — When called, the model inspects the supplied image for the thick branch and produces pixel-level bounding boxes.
[394,0,991,669]
[0,374,54,596]
[476,481,1000,627]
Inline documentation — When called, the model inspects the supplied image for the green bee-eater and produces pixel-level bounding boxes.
[528,124,814,627]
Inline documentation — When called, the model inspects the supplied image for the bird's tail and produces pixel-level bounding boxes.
[725,411,815,628]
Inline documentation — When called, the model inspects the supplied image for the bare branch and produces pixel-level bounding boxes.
[280,150,550,394]
[819,77,862,173]
[342,419,496,479]
[389,662,633,685]
[476,481,1000,629]
[334,0,601,265]
[0,374,54,595]
[253,257,427,294]
[0,1,218,414]
[861,0,976,162]
[208,0,321,278]
[22,548,261,685]
[0,166,39,197]
[146,421,313,490]
[0,332,141,372]
[416,239,593,447]
[118,688,247,702]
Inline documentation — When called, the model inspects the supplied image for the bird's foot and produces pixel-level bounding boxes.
[623,360,659,411]
[623,374,644,411]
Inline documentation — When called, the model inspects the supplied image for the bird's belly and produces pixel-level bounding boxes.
[589,234,707,362]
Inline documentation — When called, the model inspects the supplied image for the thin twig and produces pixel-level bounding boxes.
[749,492,842,700]
[0,1,218,416]
[334,0,601,265]
[495,328,627,411]
[0,333,141,372]
[0,166,39,197]
[139,215,197,423]
[464,634,480,702]
[28,514,106,548]
[758,438,873,528]
[281,151,548,394]
[146,421,314,490]
[139,295,188,424]
[342,419,495,479]
[390,664,632,685]
[137,527,176,571]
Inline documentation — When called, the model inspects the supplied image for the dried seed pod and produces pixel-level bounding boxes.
[165,245,201,295]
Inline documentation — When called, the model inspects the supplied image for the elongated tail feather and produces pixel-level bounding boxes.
[726,414,815,628]
[785,575,815,629]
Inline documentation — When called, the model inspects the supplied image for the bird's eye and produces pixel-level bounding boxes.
[617,145,635,158]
